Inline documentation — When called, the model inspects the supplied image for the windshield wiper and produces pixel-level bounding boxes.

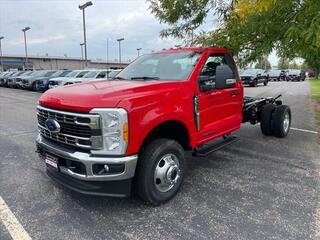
[112,76,127,80]
[131,76,160,80]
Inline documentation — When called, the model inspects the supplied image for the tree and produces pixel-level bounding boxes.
[148,0,320,74]
[255,56,271,70]
[278,57,290,70]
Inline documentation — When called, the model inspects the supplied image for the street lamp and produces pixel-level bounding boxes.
[106,38,110,69]
[79,1,93,68]
[22,26,31,70]
[0,36,4,72]
[136,48,142,57]
[116,38,124,64]
[80,43,85,69]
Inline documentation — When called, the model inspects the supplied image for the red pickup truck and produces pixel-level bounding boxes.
[36,47,291,205]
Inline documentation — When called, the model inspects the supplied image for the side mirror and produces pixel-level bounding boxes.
[215,65,236,89]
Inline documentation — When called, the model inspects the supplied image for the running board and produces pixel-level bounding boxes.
[193,135,239,157]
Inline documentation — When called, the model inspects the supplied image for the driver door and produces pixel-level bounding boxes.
[196,53,242,144]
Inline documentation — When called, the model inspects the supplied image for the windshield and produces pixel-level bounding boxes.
[21,71,34,76]
[76,71,89,78]
[108,71,120,78]
[116,51,201,81]
[65,71,80,78]
[43,71,57,77]
[83,71,99,78]
[31,71,47,77]
[51,70,71,78]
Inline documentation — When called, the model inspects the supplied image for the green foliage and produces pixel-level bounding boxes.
[278,57,290,70]
[255,57,271,69]
[148,0,320,73]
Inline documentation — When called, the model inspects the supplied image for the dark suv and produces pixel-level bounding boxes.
[240,68,269,87]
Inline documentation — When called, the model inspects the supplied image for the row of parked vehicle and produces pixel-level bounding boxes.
[0,69,121,91]
[239,68,307,87]
[268,69,306,82]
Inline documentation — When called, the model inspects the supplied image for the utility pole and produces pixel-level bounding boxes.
[22,27,31,70]
[79,1,93,68]
[0,37,4,72]
[80,43,85,69]
[117,38,124,64]
[106,38,109,69]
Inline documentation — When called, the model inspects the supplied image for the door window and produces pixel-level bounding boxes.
[199,53,237,90]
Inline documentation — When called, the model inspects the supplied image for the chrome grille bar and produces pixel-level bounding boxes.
[37,106,101,150]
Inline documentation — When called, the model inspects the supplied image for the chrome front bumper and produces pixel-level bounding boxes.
[36,135,138,181]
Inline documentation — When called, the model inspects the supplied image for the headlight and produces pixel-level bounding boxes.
[90,108,128,155]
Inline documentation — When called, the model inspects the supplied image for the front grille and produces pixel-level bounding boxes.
[37,106,101,150]
[22,79,28,84]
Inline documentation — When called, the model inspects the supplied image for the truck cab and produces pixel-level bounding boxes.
[36,48,290,205]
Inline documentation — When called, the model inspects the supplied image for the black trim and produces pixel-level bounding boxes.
[46,169,132,197]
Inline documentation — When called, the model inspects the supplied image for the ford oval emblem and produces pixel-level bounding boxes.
[45,119,61,134]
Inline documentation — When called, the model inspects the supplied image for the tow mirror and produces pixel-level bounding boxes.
[215,65,236,89]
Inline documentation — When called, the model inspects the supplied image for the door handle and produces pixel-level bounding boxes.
[230,91,239,97]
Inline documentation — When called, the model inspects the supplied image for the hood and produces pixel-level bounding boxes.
[39,80,180,113]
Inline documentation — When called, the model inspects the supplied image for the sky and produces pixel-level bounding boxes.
[0,0,278,65]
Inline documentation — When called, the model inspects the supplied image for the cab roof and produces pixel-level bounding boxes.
[154,47,229,54]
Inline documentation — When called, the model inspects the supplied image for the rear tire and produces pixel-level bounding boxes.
[135,138,185,205]
[271,105,291,138]
[260,104,276,136]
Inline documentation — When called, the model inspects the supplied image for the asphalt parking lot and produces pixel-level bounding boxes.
[0,81,319,240]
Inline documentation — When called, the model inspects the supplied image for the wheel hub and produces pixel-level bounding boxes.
[154,154,180,193]
[283,112,290,133]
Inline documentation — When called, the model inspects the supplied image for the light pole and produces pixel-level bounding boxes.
[136,48,142,57]
[106,38,110,69]
[116,38,124,64]
[80,43,85,69]
[0,36,4,72]
[79,1,93,68]
[22,27,30,70]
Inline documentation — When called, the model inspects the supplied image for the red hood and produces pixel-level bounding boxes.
[39,80,180,113]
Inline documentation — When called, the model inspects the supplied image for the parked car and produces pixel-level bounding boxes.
[240,68,269,87]
[0,71,17,87]
[15,71,35,88]
[63,69,120,85]
[7,71,29,88]
[279,70,288,81]
[308,70,316,78]
[35,70,72,91]
[36,47,292,205]
[22,71,58,90]
[286,69,306,81]
[48,70,90,88]
[268,70,282,81]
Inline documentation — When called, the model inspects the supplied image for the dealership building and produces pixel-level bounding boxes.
[0,55,129,71]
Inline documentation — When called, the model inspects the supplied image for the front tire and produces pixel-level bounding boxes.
[135,139,185,205]
[263,80,268,86]
[32,82,37,91]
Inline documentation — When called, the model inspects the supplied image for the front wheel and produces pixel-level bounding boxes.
[32,82,37,91]
[135,139,185,205]
[264,80,268,86]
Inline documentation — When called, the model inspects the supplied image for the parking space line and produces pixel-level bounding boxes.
[0,197,32,240]
[291,127,318,134]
